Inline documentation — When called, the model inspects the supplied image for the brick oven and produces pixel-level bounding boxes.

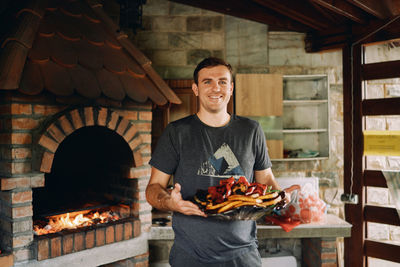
[0,0,180,266]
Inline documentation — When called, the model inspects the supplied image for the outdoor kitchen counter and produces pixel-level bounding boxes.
[149,214,352,240]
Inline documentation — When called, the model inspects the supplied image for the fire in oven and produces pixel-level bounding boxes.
[33,125,137,236]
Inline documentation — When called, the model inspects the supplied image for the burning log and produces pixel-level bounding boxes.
[33,204,130,235]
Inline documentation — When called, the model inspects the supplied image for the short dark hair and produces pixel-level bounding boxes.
[193,57,233,84]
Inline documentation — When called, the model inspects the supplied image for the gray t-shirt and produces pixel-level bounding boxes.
[150,114,272,263]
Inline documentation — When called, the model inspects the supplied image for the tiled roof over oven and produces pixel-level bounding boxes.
[0,0,181,105]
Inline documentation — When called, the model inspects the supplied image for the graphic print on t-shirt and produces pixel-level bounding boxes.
[197,143,245,178]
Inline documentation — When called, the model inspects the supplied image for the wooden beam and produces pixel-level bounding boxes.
[168,0,311,32]
[311,0,366,24]
[253,0,330,30]
[305,16,400,52]
[364,205,400,226]
[362,97,400,116]
[345,0,391,19]
[364,170,388,188]
[305,30,350,52]
[310,0,343,23]
[349,15,400,45]
[362,60,400,80]
[343,44,365,267]
[365,240,400,263]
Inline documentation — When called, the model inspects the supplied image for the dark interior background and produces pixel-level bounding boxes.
[33,126,134,218]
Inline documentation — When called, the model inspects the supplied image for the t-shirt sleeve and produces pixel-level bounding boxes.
[253,122,272,170]
[149,123,179,175]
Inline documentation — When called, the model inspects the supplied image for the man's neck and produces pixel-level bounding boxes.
[196,110,231,127]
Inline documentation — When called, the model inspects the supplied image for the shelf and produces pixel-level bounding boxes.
[283,99,328,105]
[281,74,329,161]
[235,74,330,161]
[282,129,327,133]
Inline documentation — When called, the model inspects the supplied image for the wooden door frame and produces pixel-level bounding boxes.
[343,37,400,266]
[343,43,366,267]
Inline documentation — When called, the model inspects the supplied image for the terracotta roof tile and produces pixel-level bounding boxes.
[96,68,125,101]
[104,34,122,50]
[69,65,101,98]
[37,13,56,37]
[103,45,127,74]
[76,40,103,69]
[143,64,182,104]
[40,60,74,96]
[28,35,50,63]
[59,1,83,18]
[17,0,46,19]
[120,73,148,103]
[77,1,101,24]
[19,60,44,95]
[3,12,41,50]
[0,42,29,89]
[0,0,181,105]
[51,35,78,68]
[139,77,169,106]
[46,0,66,11]
[80,17,105,46]
[125,56,145,78]
[54,10,82,41]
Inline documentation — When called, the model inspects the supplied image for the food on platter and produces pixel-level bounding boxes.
[191,176,286,220]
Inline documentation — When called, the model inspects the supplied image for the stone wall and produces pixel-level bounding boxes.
[132,0,225,79]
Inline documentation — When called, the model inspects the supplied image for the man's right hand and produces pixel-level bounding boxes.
[167,183,206,217]
[146,167,206,217]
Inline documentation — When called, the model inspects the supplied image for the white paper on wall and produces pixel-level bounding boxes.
[382,170,400,219]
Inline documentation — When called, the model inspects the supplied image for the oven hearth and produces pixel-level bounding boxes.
[0,103,152,266]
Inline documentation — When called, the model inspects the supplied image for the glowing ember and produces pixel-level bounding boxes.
[34,210,119,235]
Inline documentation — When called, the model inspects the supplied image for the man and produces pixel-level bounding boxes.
[146,57,282,266]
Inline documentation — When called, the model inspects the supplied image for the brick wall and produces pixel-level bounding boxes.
[0,91,152,263]
[35,219,141,261]
[101,252,149,267]
[302,238,338,267]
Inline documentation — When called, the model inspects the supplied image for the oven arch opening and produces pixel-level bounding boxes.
[33,125,134,218]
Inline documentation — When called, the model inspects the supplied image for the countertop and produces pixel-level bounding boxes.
[149,213,352,240]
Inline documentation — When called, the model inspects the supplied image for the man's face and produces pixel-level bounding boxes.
[192,65,233,114]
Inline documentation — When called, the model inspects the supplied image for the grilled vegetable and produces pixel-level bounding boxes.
[191,176,284,214]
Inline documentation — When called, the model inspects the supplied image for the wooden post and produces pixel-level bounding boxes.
[343,44,365,267]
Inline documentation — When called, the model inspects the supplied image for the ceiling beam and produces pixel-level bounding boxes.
[168,0,312,32]
[309,0,342,23]
[305,31,350,52]
[310,0,366,24]
[305,15,400,52]
[253,0,330,30]
[351,15,400,44]
[345,0,391,19]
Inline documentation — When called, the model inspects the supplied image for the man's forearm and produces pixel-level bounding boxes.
[254,168,281,190]
[146,183,172,211]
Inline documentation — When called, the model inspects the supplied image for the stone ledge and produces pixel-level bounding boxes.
[14,234,148,267]
[149,214,352,240]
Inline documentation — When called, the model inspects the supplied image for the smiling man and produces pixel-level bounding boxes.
[146,57,281,266]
